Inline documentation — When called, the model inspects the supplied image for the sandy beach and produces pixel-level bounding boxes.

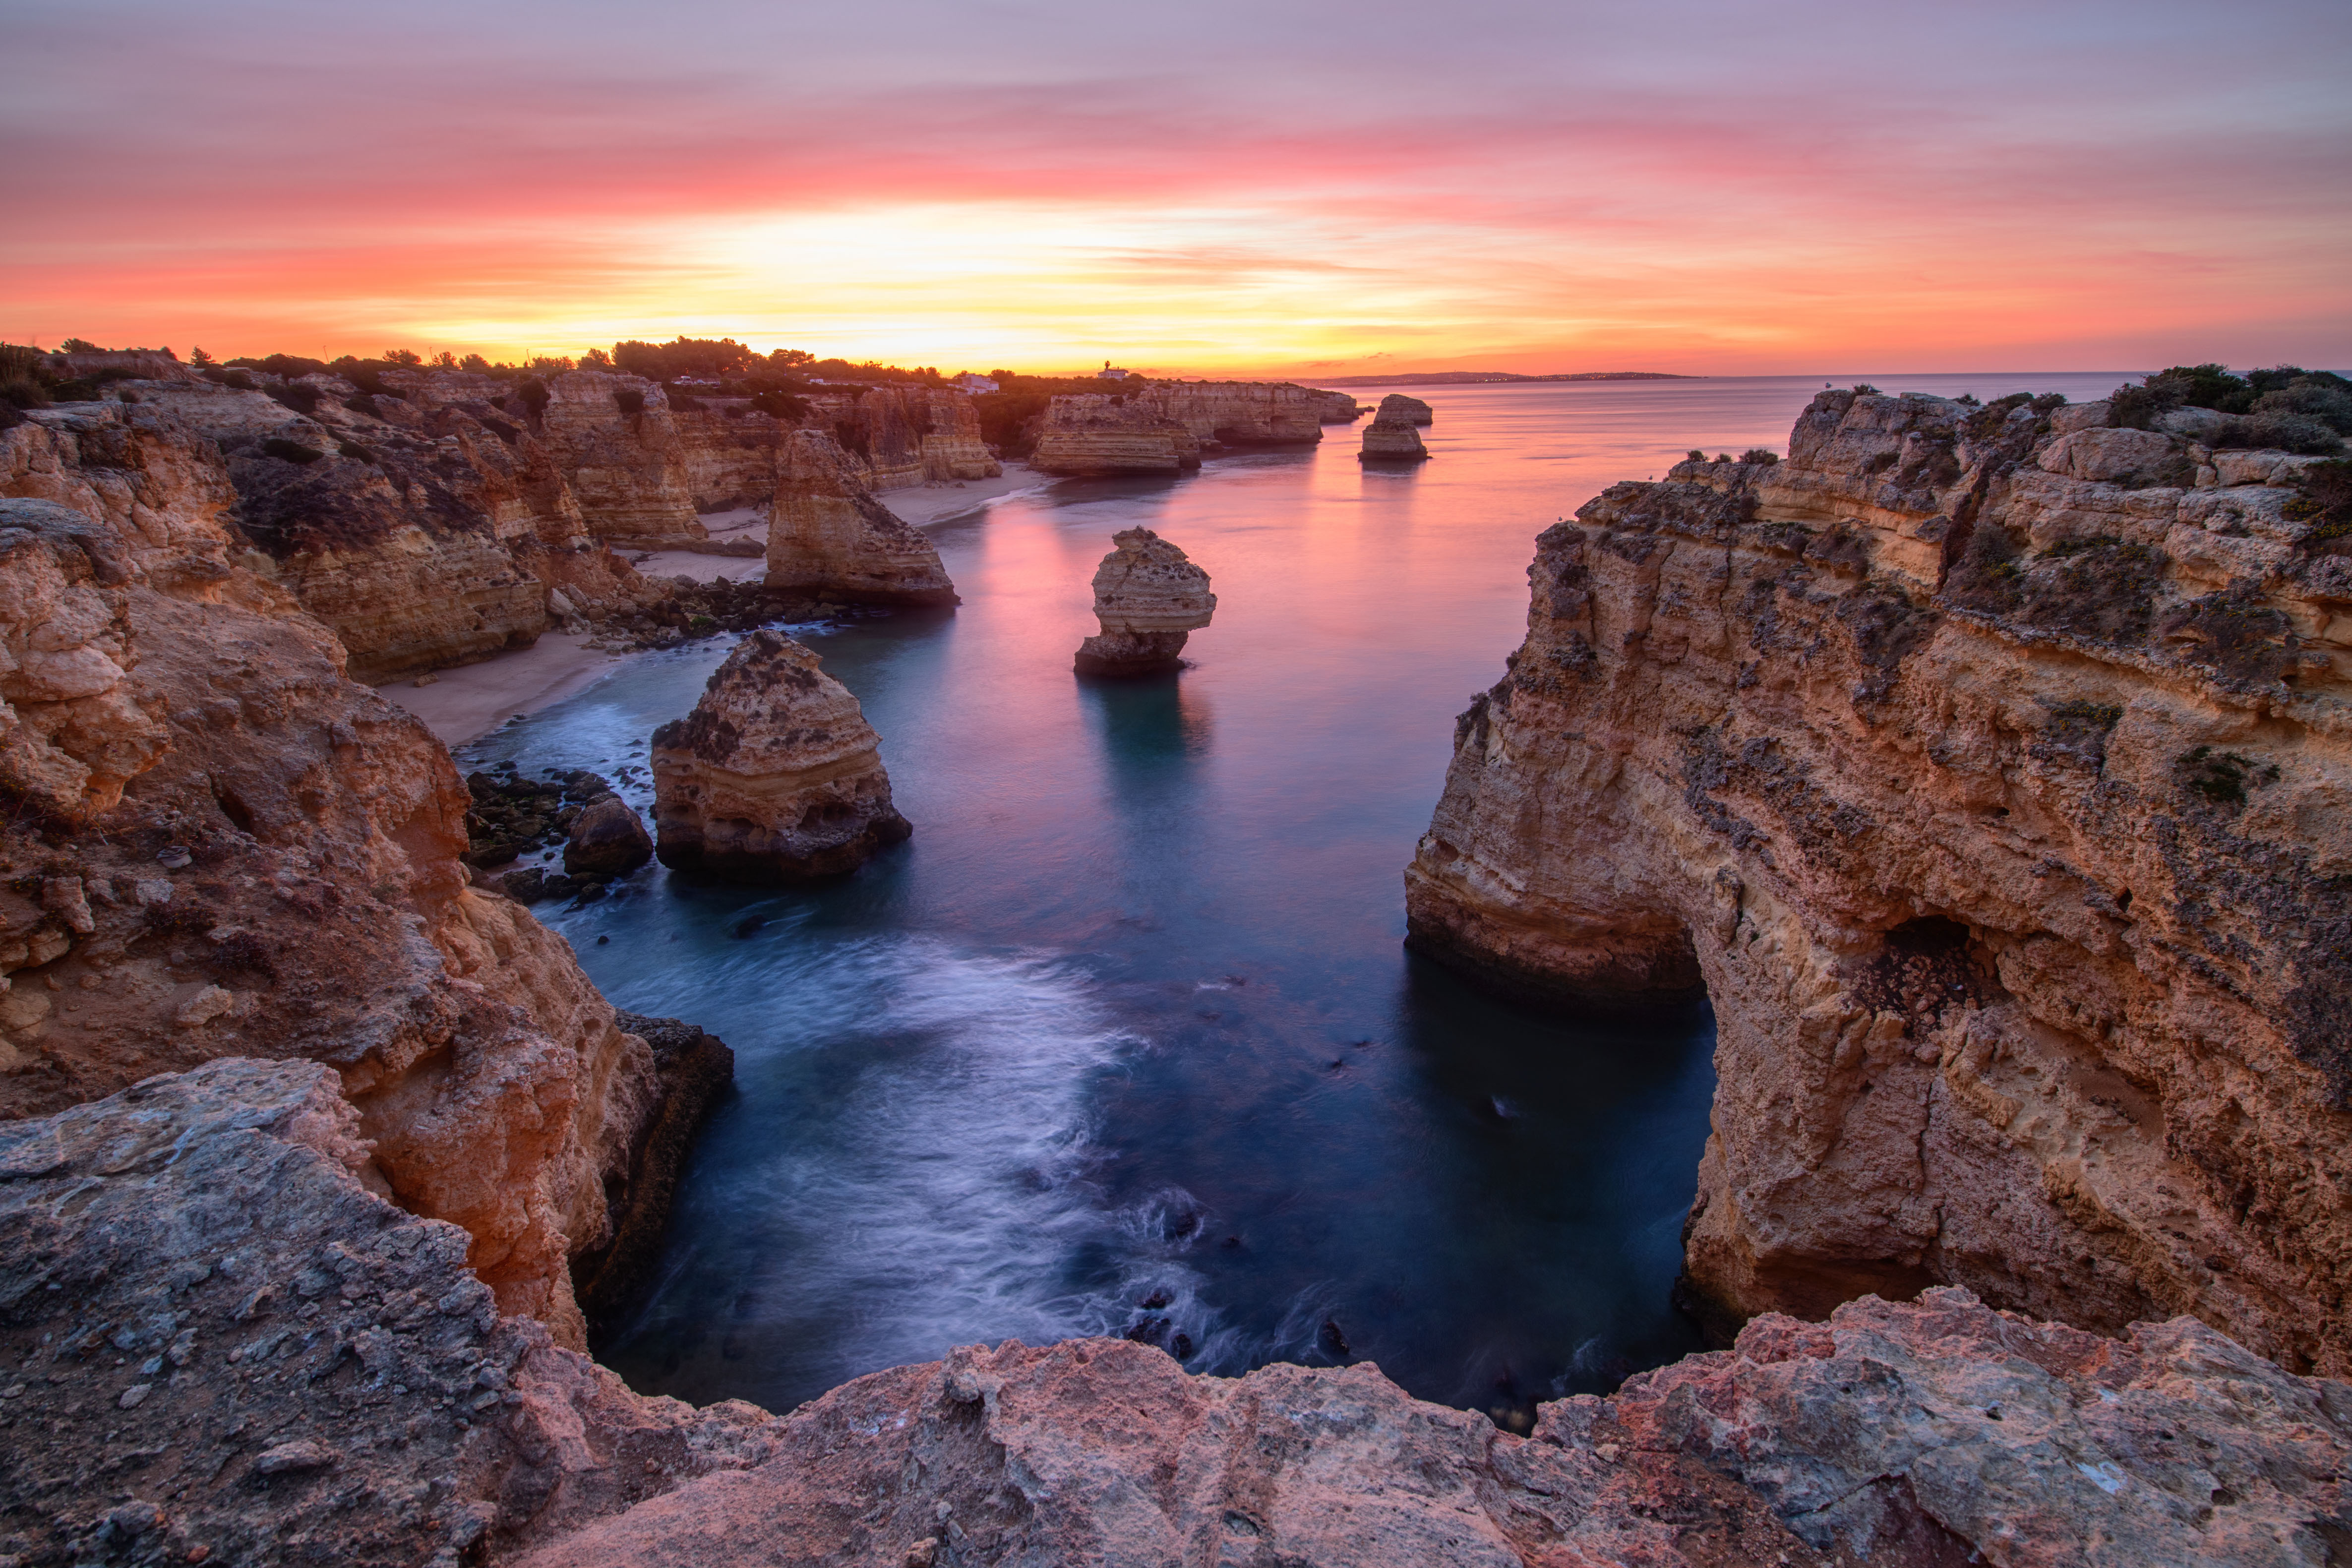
[377,466,1046,745]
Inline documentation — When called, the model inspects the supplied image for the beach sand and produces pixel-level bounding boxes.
[377,466,1046,745]
[376,631,627,748]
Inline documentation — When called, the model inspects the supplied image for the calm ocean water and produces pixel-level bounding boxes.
[459,371,2136,1423]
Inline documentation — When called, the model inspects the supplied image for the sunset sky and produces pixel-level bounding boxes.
[7,0,2347,376]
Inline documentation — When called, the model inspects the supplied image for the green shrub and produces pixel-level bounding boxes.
[57,337,102,353]
[1852,384,1880,395]
[1740,448,1779,465]
[750,389,808,421]
[2253,380,2352,435]
[384,349,422,365]
[2146,363,2253,414]
[0,343,51,410]
[1686,448,1704,461]
[2175,744,2278,806]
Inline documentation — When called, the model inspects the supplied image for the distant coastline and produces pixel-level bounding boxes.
[1313,370,1698,387]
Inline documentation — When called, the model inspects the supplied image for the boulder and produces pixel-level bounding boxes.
[764,430,957,605]
[563,794,654,877]
[651,628,910,881]
[1074,528,1216,676]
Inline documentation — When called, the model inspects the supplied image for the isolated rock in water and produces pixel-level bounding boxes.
[652,628,910,880]
[1028,394,1203,476]
[1377,392,1435,426]
[1359,406,1431,463]
[764,430,957,604]
[1406,383,2352,1373]
[563,793,654,876]
[1074,527,1216,676]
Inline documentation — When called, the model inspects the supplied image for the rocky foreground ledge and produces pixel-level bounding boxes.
[4,1060,2345,1567]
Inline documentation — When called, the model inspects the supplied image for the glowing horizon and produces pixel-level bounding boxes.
[6,0,2348,377]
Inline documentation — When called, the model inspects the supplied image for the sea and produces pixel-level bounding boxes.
[455,371,2138,1425]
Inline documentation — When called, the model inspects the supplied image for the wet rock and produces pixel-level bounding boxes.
[563,794,654,877]
[1073,528,1216,676]
[652,628,910,881]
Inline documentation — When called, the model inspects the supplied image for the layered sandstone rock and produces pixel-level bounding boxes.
[1129,380,1330,448]
[1360,402,1432,462]
[1407,385,2352,1374]
[13,1054,2348,1566]
[1028,394,1204,476]
[801,385,1004,491]
[764,429,957,604]
[671,403,787,511]
[1310,388,1364,423]
[651,627,910,880]
[0,1059,786,1566]
[517,1287,2349,1567]
[108,372,652,680]
[0,401,680,1348]
[538,371,703,539]
[1378,391,1436,426]
[1074,527,1216,676]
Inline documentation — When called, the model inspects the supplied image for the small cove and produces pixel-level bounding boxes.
[457,371,2131,1422]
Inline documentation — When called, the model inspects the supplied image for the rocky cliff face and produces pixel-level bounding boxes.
[651,628,910,881]
[1407,386,2352,1374]
[1029,394,1204,477]
[804,386,1004,491]
[75,371,655,681]
[1074,528,1217,676]
[538,371,703,540]
[0,401,680,1348]
[14,1057,2344,1568]
[764,430,957,604]
[1129,381,1330,448]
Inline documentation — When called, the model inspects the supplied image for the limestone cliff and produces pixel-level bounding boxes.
[1407,385,2352,1374]
[1129,380,1331,448]
[1029,394,1204,477]
[13,1057,2345,1568]
[764,429,957,604]
[1074,528,1217,676]
[538,370,703,539]
[651,627,910,880]
[0,401,680,1348]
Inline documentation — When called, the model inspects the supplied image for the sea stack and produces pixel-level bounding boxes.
[651,628,910,881]
[1359,397,1432,463]
[764,429,958,604]
[1074,528,1216,676]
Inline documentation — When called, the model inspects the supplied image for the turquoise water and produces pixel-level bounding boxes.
[459,371,2131,1422]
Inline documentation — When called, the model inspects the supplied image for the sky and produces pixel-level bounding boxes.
[4,0,2348,376]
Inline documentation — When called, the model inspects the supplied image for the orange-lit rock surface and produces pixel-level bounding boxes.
[0,399,678,1347]
[652,628,909,880]
[1029,393,1204,476]
[538,370,704,539]
[1360,400,1432,461]
[1407,386,2352,1373]
[764,429,957,603]
[1129,379,1331,448]
[1073,527,1217,676]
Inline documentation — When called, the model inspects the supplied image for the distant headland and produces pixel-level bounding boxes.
[1314,369,1698,386]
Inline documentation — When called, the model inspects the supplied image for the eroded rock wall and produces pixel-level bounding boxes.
[0,402,671,1346]
[1131,380,1332,447]
[1029,394,1204,476]
[765,429,957,604]
[1407,387,2352,1374]
[538,371,703,539]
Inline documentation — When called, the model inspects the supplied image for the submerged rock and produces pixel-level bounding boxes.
[1073,527,1216,676]
[1360,396,1433,462]
[763,429,957,604]
[651,628,910,881]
